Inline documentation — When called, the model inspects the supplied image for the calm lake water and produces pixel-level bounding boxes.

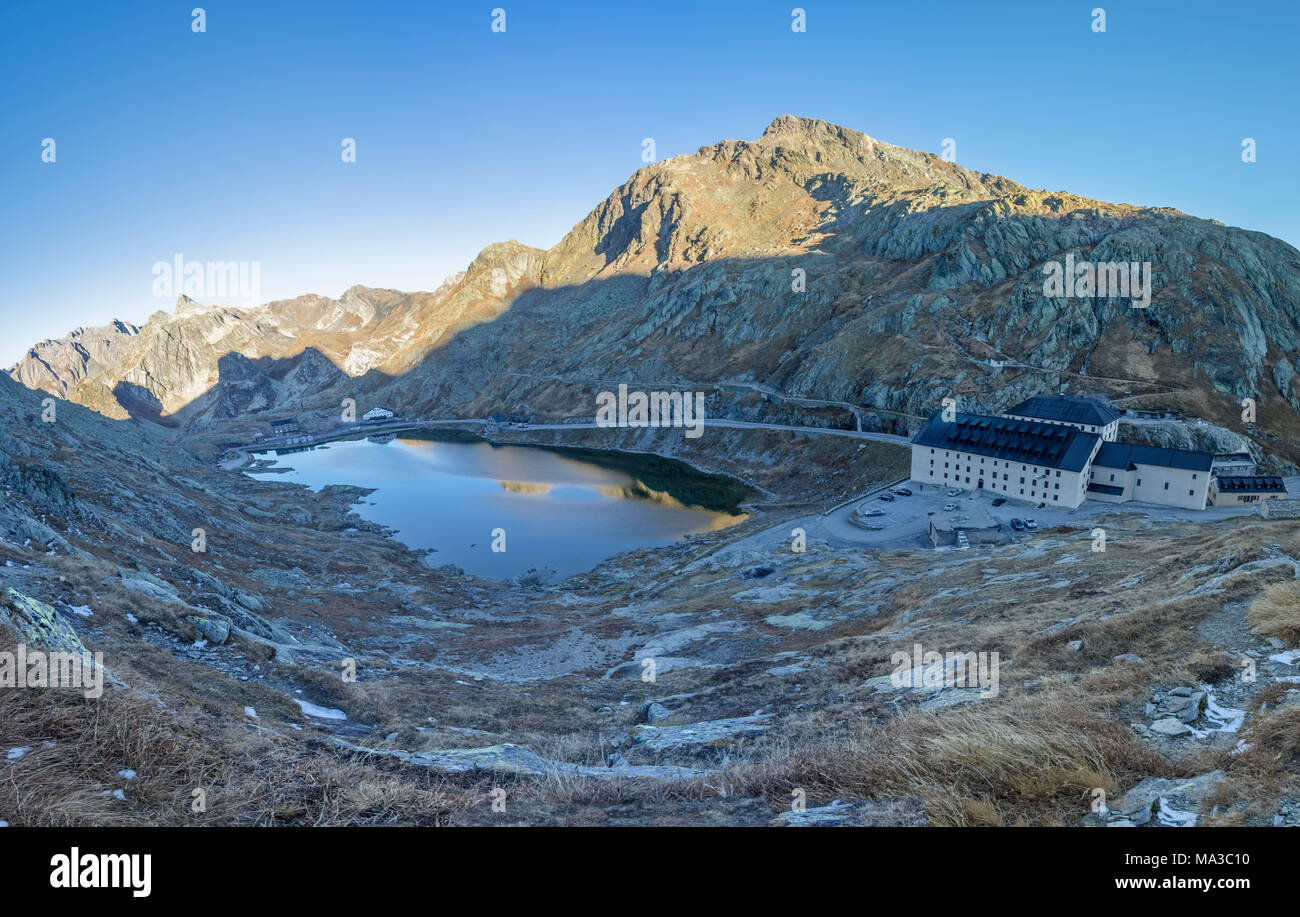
[251,434,747,582]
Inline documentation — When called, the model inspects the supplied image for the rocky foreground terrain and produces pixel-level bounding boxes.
[3,117,1300,826]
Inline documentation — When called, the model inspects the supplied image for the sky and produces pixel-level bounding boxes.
[1,0,1297,366]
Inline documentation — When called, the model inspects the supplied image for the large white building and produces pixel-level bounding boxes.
[911,414,1101,508]
[1003,393,1120,441]
[1086,442,1212,510]
[909,394,1216,510]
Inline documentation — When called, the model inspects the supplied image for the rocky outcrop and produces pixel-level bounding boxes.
[771,796,929,827]
[0,586,90,655]
[331,739,704,781]
[7,320,139,397]
[1107,771,1226,827]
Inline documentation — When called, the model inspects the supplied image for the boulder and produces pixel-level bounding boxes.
[186,615,231,645]
[1149,717,1191,737]
[0,586,88,654]
[1114,772,1225,826]
[640,701,671,724]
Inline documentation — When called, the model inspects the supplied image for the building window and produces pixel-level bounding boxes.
[1019,477,1025,484]
[1137,479,1143,487]
[1053,495,1059,501]
[1189,490,1194,496]
[1109,474,1114,482]
[1056,470,1061,477]
[1163,482,1169,490]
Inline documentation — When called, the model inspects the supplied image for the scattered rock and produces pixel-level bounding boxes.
[333,740,704,780]
[629,714,773,751]
[1150,717,1191,737]
[771,796,928,827]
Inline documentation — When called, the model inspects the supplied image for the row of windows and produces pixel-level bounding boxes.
[924,469,1064,502]
[1090,469,1200,481]
[930,449,1064,477]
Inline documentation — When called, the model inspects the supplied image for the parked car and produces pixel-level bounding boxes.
[946,488,962,497]
[1024,518,1038,530]
[1009,518,1026,531]
[879,493,895,502]
[943,502,959,511]
[863,508,886,517]
[893,488,912,496]
[991,497,1006,507]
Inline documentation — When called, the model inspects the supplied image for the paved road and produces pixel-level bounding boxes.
[496,419,910,445]
[240,416,912,456]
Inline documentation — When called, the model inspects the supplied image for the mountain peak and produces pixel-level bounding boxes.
[174,293,210,316]
[760,114,868,142]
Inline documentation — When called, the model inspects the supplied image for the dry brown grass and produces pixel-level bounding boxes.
[711,691,1170,826]
[1239,704,1300,776]
[1248,581,1300,646]
[0,683,479,826]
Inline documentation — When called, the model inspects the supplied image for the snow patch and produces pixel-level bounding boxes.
[293,699,347,721]
[1156,798,1198,827]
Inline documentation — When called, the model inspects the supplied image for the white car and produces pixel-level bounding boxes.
[1024,518,1038,530]
[863,508,886,517]
[943,502,959,511]
[946,488,962,497]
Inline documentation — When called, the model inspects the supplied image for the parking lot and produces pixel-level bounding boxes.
[822,478,1265,549]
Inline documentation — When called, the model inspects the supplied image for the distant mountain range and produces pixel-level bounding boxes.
[13,116,1300,459]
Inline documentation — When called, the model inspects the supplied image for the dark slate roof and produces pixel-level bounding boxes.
[1005,394,1120,427]
[1087,483,1126,496]
[1215,476,1288,493]
[1093,441,1213,472]
[911,412,1100,472]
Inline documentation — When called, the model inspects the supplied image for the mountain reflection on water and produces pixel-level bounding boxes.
[252,436,747,581]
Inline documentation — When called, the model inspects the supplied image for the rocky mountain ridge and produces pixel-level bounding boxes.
[12,117,1300,463]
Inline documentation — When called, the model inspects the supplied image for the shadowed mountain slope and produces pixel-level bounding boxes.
[13,117,1300,457]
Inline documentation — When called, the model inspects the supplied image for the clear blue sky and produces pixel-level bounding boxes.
[2,0,1296,366]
